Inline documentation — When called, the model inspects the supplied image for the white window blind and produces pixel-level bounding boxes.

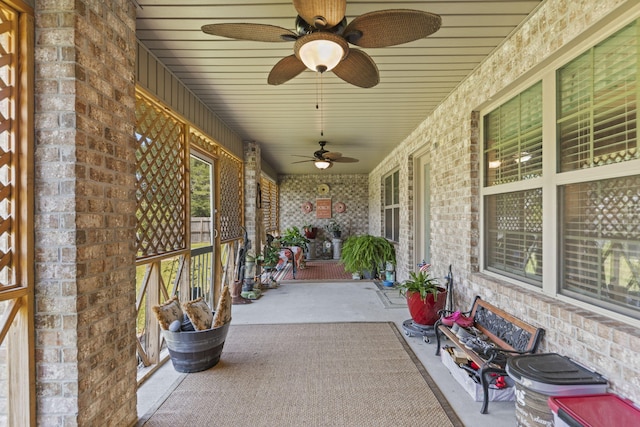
[560,176,640,317]
[557,20,639,172]
[484,82,543,186]
[485,189,543,285]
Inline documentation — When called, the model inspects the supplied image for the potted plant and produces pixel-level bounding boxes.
[339,234,396,279]
[397,266,447,326]
[326,220,342,239]
[279,226,309,252]
[302,224,318,239]
[258,243,280,270]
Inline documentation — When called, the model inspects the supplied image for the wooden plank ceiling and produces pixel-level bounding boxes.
[135,1,543,174]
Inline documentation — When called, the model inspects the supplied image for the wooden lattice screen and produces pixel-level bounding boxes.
[0,5,15,288]
[190,129,219,157]
[0,2,35,424]
[135,93,187,258]
[219,150,243,242]
[261,175,278,233]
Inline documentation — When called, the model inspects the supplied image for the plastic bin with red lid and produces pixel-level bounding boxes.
[548,393,640,427]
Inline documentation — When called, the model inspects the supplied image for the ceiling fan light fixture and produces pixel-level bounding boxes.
[295,32,348,73]
[314,159,332,169]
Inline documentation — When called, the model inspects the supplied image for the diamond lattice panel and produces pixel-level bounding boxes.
[190,131,218,157]
[219,151,242,242]
[135,95,187,258]
[260,176,278,233]
[0,6,15,287]
[584,176,640,239]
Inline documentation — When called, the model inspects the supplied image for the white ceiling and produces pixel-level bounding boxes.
[135,0,543,174]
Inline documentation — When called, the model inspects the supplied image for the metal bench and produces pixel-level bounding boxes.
[435,295,545,414]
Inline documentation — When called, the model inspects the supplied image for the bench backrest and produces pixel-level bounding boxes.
[470,296,544,353]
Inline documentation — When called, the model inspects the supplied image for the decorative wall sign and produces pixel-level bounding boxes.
[316,198,332,219]
[301,201,313,213]
[334,202,346,213]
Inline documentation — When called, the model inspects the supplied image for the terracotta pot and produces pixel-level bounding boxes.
[405,287,447,326]
[304,227,317,239]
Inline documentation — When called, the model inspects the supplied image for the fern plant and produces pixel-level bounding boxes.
[340,235,396,276]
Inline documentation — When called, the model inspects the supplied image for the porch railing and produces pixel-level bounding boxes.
[135,241,239,383]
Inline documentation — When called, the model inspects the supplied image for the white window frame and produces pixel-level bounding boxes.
[479,6,640,325]
[383,169,400,242]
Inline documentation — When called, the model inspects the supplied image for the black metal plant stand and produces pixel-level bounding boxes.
[402,319,436,342]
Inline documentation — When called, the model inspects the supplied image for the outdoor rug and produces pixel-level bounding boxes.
[374,280,408,309]
[139,322,462,427]
[273,259,354,281]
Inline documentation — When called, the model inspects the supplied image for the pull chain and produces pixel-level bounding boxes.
[315,71,324,137]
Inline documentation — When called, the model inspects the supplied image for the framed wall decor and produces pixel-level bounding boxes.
[316,198,332,219]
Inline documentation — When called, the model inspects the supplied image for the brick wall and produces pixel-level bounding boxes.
[368,0,640,402]
[34,1,138,425]
[279,174,369,242]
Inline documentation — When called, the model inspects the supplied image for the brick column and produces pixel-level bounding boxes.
[243,141,263,254]
[34,1,138,425]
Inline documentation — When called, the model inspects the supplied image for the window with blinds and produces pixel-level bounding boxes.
[560,176,640,316]
[483,82,543,285]
[482,17,640,318]
[485,189,542,285]
[557,19,640,317]
[484,82,543,186]
[557,20,639,172]
[384,170,400,242]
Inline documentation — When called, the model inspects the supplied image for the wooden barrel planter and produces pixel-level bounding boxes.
[162,322,230,373]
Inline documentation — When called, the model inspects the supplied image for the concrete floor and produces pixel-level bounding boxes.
[137,280,517,426]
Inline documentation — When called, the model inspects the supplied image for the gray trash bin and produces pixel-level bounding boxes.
[506,353,608,427]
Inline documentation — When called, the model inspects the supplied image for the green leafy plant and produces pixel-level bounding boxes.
[397,270,441,302]
[339,234,396,276]
[326,220,341,234]
[259,243,280,267]
[279,226,310,251]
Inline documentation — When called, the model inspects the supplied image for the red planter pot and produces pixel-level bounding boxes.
[304,227,317,239]
[405,288,447,326]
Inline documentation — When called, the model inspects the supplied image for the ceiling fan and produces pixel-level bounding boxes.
[292,141,359,169]
[201,0,441,88]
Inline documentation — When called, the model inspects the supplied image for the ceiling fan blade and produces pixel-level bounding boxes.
[202,23,297,42]
[332,49,379,88]
[343,9,442,48]
[293,0,346,29]
[291,159,316,164]
[267,55,307,85]
[331,156,359,163]
[323,151,343,160]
